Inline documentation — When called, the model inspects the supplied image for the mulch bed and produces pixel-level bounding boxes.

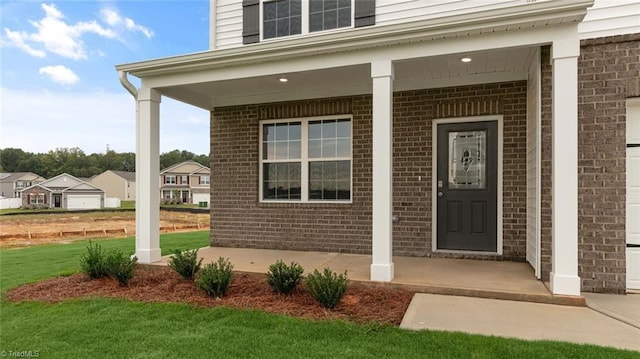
[5,268,414,326]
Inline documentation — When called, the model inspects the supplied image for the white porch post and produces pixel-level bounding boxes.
[135,86,161,263]
[550,29,581,296]
[370,60,394,282]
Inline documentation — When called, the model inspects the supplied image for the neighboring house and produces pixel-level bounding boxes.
[159,161,210,204]
[21,173,105,210]
[91,170,136,201]
[0,172,46,198]
[117,0,640,296]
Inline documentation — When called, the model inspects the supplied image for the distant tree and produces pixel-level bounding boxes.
[0,147,206,178]
[41,147,86,178]
[121,152,135,172]
[194,154,210,167]
[160,149,209,169]
[160,150,183,169]
[0,148,30,172]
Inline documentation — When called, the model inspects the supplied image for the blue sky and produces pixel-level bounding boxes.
[1,0,211,155]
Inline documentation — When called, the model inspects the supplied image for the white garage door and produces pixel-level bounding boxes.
[627,99,640,291]
[192,193,209,205]
[67,195,101,210]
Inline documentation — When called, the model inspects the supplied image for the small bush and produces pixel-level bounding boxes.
[80,241,108,279]
[266,260,304,295]
[168,249,203,280]
[105,249,137,286]
[305,268,348,309]
[196,257,234,298]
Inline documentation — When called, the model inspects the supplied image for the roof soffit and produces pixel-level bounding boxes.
[117,0,592,79]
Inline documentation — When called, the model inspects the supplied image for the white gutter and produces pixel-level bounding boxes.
[118,70,138,98]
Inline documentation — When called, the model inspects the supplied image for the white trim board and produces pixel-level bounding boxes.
[431,115,504,255]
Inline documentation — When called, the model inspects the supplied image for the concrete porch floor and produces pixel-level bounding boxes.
[150,246,584,306]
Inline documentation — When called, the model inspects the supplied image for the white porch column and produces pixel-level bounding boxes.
[370,60,394,282]
[550,30,581,296]
[135,87,161,263]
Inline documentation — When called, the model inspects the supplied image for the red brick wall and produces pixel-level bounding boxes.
[210,97,374,253]
[210,82,528,260]
[578,35,638,293]
[540,35,639,293]
[20,187,49,207]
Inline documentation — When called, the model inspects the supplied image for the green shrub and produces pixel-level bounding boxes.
[167,249,203,280]
[266,260,304,295]
[105,249,138,286]
[305,268,348,309]
[196,257,234,298]
[80,241,108,279]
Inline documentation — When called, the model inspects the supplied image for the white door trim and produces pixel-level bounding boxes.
[626,97,640,290]
[431,115,503,255]
[526,47,542,279]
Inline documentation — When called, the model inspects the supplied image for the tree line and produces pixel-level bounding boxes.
[0,148,209,179]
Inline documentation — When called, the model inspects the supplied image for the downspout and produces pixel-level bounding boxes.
[118,70,138,98]
[118,69,139,261]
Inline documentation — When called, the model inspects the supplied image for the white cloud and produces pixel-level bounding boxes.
[38,65,80,85]
[100,8,121,27]
[6,3,116,60]
[3,29,46,57]
[100,8,153,39]
[0,88,209,155]
[2,3,153,60]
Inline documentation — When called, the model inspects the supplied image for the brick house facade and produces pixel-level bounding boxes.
[211,82,530,259]
[119,0,640,295]
[211,35,640,294]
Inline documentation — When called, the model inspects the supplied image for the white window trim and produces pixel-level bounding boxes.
[165,175,176,184]
[30,193,45,204]
[259,0,355,42]
[200,175,210,185]
[259,114,353,204]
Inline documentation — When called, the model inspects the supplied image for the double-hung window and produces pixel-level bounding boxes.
[261,0,352,40]
[260,116,352,202]
[309,0,352,33]
[30,193,44,204]
[244,0,374,44]
[263,0,302,39]
[165,175,176,184]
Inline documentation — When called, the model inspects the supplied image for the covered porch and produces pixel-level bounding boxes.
[146,246,584,306]
[117,0,593,298]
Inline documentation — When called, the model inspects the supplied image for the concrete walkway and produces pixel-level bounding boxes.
[400,293,640,352]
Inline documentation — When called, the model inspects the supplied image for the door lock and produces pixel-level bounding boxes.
[438,192,444,197]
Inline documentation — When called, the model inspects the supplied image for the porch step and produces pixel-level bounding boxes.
[351,280,587,307]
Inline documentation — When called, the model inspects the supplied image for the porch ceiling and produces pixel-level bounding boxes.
[159,46,536,109]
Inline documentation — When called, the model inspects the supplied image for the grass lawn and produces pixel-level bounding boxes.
[1,232,637,358]
[0,208,66,216]
[120,200,135,209]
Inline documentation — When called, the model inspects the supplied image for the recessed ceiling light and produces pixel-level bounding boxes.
[278,77,288,83]
[461,57,472,63]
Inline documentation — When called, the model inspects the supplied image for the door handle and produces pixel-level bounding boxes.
[438,192,444,197]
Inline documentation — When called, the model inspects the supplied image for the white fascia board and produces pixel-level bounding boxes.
[144,23,577,92]
[117,0,592,79]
